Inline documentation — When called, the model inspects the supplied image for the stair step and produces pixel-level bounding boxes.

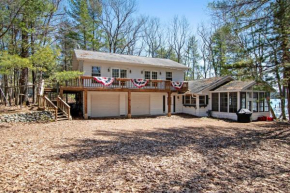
[57,115,67,118]
[57,117,69,121]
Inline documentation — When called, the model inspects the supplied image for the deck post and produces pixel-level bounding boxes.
[84,90,88,119]
[60,88,63,99]
[128,91,131,118]
[168,91,171,117]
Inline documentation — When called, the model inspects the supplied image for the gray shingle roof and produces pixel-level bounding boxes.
[213,80,255,92]
[74,49,189,70]
[187,76,233,94]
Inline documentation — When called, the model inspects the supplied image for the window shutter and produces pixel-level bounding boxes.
[182,95,184,104]
[206,95,209,105]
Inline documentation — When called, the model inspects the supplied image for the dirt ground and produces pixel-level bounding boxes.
[0,114,289,192]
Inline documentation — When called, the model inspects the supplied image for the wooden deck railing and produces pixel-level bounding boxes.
[38,95,58,121]
[57,96,71,120]
[57,76,188,92]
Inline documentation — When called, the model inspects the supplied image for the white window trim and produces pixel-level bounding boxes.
[144,70,158,79]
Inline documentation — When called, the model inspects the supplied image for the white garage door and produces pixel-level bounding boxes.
[132,94,150,115]
[91,94,119,117]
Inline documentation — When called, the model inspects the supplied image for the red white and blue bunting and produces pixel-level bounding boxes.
[93,77,115,86]
[171,81,184,90]
[131,79,149,88]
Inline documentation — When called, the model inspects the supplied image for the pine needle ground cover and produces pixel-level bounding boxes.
[0,115,289,192]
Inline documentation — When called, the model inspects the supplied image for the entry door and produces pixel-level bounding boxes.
[168,96,176,113]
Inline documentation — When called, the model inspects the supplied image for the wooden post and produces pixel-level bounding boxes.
[60,88,63,99]
[55,107,58,122]
[84,90,88,119]
[168,92,171,117]
[128,91,131,118]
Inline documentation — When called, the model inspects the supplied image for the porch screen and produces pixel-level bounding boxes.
[253,92,258,112]
[259,93,264,112]
[212,93,219,111]
[264,92,270,112]
[240,92,246,109]
[220,93,228,112]
[229,92,237,113]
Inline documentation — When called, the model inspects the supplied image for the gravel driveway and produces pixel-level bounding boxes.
[0,114,289,192]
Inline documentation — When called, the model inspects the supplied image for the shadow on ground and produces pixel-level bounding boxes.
[51,121,290,191]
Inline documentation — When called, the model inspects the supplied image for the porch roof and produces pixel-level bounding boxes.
[186,76,233,94]
[213,80,256,92]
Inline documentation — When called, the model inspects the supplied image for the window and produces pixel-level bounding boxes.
[145,71,151,79]
[184,95,196,106]
[264,92,270,112]
[240,92,246,109]
[166,72,172,81]
[185,95,191,104]
[151,71,158,87]
[152,71,158,79]
[253,92,258,112]
[120,69,127,78]
[248,101,252,111]
[92,66,101,77]
[92,66,101,83]
[190,96,196,105]
[229,92,237,112]
[212,93,219,111]
[259,92,264,112]
[220,93,228,112]
[199,96,206,106]
[112,68,120,78]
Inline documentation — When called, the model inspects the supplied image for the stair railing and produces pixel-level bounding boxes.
[38,95,58,121]
[57,96,71,120]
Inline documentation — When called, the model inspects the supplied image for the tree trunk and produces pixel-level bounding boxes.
[20,18,29,104]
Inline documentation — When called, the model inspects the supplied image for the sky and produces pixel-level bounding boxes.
[137,0,212,33]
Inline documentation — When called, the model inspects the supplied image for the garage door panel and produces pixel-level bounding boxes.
[132,94,150,115]
[91,94,119,117]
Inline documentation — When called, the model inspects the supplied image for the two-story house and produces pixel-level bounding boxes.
[70,50,189,119]
[45,49,272,121]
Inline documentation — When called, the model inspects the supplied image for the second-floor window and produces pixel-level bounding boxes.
[92,66,101,83]
[145,71,151,79]
[166,72,172,81]
[92,66,101,77]
[152,72,158,79]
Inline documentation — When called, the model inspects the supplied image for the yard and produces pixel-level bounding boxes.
[0,115,289,192]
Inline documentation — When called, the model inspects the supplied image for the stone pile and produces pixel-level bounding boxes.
[0,111,54,123]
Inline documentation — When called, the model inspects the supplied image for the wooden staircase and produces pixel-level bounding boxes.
[38,95,71,121]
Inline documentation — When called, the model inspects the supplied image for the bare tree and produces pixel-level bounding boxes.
[100,0,146,54]
[168,16,189,63]
[197,23,213,78]
[142,17,163,57]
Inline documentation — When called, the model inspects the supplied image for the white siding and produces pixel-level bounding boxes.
[82,60,184,81]
[150,93,164,115]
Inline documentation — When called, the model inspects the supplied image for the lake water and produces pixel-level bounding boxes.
[270,99,289,119]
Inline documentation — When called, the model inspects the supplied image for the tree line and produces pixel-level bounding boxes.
[0,0,289,120]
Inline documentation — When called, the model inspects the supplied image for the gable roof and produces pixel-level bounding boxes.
[187,76,233,94]
[74,49,189,70]
[213,80,256,92]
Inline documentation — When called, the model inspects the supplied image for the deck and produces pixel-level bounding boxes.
[45,76,188,93]
[44,76,188,119]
